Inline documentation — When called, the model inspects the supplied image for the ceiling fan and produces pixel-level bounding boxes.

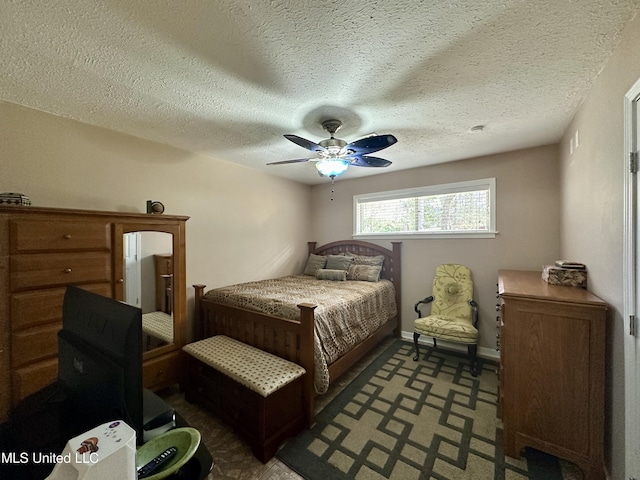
[267,119,397,178]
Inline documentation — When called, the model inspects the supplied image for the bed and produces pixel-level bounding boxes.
[192,240,402,427]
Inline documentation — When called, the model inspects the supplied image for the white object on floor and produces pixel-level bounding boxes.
[45,420,136,480]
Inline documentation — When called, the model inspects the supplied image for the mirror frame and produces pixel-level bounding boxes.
[113,222,186,361]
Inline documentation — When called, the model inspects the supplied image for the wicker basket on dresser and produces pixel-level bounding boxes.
[0,205,189,422]
[497,270,607,480]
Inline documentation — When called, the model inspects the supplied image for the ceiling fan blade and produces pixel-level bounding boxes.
[266,158,313,165]
[284,134,326,153]
[349,155,392,168]
[345,134,397,155]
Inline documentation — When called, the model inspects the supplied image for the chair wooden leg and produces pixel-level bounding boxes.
[468,344,479,377]
[413,332,420,361]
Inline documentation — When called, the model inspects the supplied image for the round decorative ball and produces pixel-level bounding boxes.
[150,201,165,214]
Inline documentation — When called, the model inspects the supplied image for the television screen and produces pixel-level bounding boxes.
[58,286,143,443]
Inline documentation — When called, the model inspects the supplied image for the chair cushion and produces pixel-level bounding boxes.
[414,315,478,344]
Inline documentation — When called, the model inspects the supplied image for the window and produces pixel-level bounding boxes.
[353,178,497,239]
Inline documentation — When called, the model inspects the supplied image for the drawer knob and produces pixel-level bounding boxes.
[117,278,124,283]
[64,268,72,273]
[63,234,72,240]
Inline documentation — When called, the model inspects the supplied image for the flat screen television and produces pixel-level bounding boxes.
[58,286,144,444]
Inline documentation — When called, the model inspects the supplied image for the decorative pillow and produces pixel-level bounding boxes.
[348,264,382,282]
[303,253,327,276]
[316,268,348,281]
[344,252,385,267]
[446,283,462,295]
[326,254,354,271]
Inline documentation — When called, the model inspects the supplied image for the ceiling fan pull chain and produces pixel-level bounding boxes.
[330,176,336,201]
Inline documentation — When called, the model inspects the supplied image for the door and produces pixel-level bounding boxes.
[624,78,640,480]
[123,232,142,308]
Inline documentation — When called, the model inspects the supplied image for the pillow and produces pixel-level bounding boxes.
[326,254,354,271]
[446,283,462,295]
[303,253,327,276]
[316,268,348,281]
[348,264,382,282]
[344,252,385,267]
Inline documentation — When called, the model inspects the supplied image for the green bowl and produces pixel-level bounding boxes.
[136,427,201,480]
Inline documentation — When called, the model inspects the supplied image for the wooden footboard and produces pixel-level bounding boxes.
[192,284,316,427]
[192,240,402,426]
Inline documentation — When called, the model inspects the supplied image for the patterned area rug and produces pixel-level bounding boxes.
[277,340,564,480]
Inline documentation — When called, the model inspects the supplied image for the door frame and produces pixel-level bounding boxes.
[623,75,640,480]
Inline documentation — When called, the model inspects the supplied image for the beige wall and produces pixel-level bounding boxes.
[310,144,561,355]
[558,11,640,479]
[1,100,312,332]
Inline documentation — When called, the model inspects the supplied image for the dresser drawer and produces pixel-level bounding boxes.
[10,253,111,291]
[11,283,112,331]
[13,358,58,405]
[12,322,60,368]
[10,219,111,253]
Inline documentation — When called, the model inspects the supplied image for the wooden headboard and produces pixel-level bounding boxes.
[308,240,402,323]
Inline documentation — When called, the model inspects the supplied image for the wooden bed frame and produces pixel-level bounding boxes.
[192,240,402,427]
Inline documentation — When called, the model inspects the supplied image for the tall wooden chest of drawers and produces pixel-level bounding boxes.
[497,270,607,480]
[0,206,188,422]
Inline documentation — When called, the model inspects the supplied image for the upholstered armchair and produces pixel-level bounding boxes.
[413,264,479,376]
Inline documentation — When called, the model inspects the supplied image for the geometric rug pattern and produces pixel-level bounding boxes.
[277,340,564,480]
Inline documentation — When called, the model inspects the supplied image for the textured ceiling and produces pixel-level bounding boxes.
[2,1,639,184]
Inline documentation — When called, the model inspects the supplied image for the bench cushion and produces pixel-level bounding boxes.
[182,335,305,397]
[142,311,173,343]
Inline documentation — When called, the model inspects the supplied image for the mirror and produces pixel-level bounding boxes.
[123,231,174,352]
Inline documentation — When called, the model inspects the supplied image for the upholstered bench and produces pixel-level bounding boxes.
[182,335,306,462]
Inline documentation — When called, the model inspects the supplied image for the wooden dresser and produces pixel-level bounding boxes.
[497,270,607,480]
[0,206,189,422]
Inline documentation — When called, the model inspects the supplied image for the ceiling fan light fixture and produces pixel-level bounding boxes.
[316,158,349,178]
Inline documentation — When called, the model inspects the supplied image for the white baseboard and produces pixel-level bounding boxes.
[400,330,500,362]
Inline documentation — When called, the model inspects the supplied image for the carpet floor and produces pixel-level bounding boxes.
[164,339,585,479]
[277,339,568,480]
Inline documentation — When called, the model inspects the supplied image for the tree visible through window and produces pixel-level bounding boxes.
[354,178,496,237]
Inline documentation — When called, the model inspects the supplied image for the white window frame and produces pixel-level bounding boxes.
[353,178,497,239]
